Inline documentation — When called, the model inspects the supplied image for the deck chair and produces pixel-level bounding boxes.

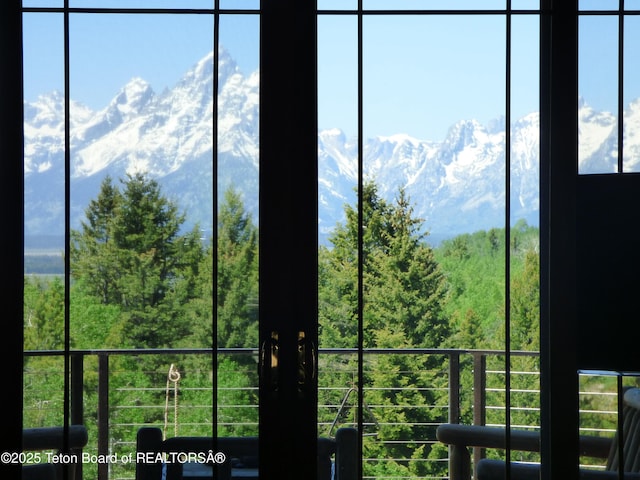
[22,425,88,480]
[437,388,640,480]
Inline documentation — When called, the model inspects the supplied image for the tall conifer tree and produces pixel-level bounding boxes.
[318,181,450,477]
[70,172,203,347]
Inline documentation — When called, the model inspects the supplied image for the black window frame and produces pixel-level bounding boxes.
[0,1,587,480]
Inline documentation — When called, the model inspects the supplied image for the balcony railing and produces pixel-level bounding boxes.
[22,348,618,480]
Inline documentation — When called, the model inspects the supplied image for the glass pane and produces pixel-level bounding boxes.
[22,6,67,460]
[67,12,216,478]
[23,0,63,7]
[626,0,640,10]
[624,16,640,172]
[317,13,359,441]
[510,14,540,229]
[580,0,619,10]
[23,12,65,254]
[578,371,618,471]
[579,15,618,174]
[220,0,259,9]
[317,14,358,244]
[577,372,640,476]
[318,0,358,10]
[509,16,540,441]
[362,14,506,478]
[512,0,540,9]
[216,12,260,439]
[363,0,506,10]
[70,0,213,7]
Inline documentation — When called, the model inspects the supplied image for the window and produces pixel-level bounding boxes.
[317,3,541,477]
[2,2,620,480]
[579,2,640,174]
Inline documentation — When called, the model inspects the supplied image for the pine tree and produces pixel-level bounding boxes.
[484,249,541,460]
[70,172,203,348]
[216,188,259,349]
[318,181,450,477]
[320,182,449,348]
[183,187,259,435]
[187,187,259,349]
[70,175,122,304]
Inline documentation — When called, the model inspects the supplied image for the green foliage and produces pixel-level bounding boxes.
[174,187,260,357]
[21,178,260,478]
[216,355,259,436]
[67,176,258,353]
[25,174,556,479]
[320,182,449,349]
[505,250,540,351]
[69,285,122,349]
[217,190,258,347]
[23,278,69,429]
[436,219,540,350]
[23,356,66,428]
[436,222,544,464]
[318,181,450,477]
[70,173,204,348]
[24,277,66,351]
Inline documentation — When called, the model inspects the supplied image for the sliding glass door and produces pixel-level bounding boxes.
[21,1,319,478]
[318,2,541,478]
[17,2,553,480]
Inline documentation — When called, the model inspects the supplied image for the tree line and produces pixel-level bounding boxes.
[24,172,544,478]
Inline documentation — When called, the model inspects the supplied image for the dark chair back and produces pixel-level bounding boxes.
[136,427,358,480]
[607,388,640,473]
[22,425,89,480]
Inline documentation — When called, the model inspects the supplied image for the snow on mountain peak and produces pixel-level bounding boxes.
[24,91,65,128]
[180,52,215,87]
[578,98,616,172]
[112,77,155,118]
[378,133,421,146]
[319,128,347,144]
[26,46,639,241]
[178,46,240,90]
[23,91,95,174]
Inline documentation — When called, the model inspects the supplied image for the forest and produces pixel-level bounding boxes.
[23,173,613,479]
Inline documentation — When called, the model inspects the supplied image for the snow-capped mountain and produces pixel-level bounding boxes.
[22,47,622,248]
[24,47,259,243]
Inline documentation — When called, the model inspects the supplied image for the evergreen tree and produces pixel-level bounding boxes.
[320,182,448,348]
[485,248,541,460]
[187,187,258,349]
[507,250,540,352]
[71,175,122,304]
[70,172,203,348]
[365,188,449,349]
[215,188,259,349]
[318,181,450,477]
[183,187,259,435]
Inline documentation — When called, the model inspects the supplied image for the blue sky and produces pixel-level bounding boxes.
[22,9,638,142]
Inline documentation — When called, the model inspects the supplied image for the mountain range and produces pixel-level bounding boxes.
[23,47,625,249]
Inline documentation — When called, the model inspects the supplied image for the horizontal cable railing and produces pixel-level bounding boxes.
[22,348,617,480]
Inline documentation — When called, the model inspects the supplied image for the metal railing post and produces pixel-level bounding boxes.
[473,352,487,478]
[98,354,109,480]
[449,352,461,424]
[71,353,84,480]
[448,352,462,480]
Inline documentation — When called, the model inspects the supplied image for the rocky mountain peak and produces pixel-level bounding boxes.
[22,48,633,245]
